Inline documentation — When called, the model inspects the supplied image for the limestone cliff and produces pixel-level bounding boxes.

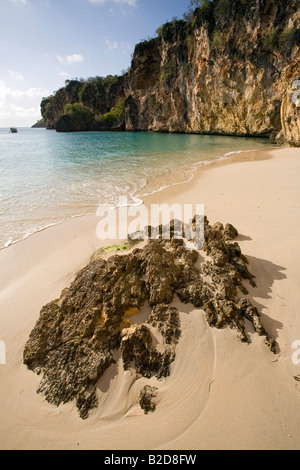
[40,0,299,145]
[41,76,125,132]
[277,75,300,146]
[125,0,299,145]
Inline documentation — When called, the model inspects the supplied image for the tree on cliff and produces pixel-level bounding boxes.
[55,103,93,132]
[184,0,212,21]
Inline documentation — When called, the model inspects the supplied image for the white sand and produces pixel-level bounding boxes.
[0,147,300,450]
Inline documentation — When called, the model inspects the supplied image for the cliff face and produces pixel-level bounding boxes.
[40,0,299,145]
[125,0,299,145]
[41,76,125,132]
[277,75,300,146]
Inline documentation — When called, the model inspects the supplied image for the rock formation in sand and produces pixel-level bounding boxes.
[139,385,158,414]
[23,218,276,419]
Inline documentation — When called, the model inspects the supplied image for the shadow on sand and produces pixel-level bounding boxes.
[245,255,286,353]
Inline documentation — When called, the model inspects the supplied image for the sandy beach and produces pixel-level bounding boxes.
[0,146,300,450]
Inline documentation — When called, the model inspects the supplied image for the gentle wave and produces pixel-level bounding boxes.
[136,148,260,199]
[0,129,274,249]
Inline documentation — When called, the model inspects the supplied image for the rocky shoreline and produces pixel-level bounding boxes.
[23,217,276,420]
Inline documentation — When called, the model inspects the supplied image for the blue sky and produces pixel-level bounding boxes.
[0,0,192,127]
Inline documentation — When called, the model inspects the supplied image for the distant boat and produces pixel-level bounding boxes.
[10,127,18,133]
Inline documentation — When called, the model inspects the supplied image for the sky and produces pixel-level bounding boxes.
[0,0,192,127]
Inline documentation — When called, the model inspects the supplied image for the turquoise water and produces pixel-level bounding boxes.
[0,127,273,249]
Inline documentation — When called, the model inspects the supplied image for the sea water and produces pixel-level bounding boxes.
[0,127,273,249]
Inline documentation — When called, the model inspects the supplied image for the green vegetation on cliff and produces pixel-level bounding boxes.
[42,75,125,132]
[55,103,94,133]
[94,97,125,130]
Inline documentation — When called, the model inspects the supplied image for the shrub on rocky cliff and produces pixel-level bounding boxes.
[102,98,125,125]
[211,30,227,51]
[184,0,212,21]
[261,29,277,52]
[91,97,126,131]
[55,103,93,132]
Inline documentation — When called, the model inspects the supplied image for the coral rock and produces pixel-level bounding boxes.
[24,218,276,419]
[139,385,158,414]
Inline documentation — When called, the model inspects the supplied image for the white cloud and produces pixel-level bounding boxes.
[121,41,132,53]
[0,80,49,126]
[66,54,84,64]
[89,0,137,6]
[9,70,24,81]
[9,87,49,100]
[57,54,84,65]
[8,0,28,4]
[58,71,69,78]
[105,39,132,54]
[11,104,40,118]
[0,81,7,108]
[105,40,119,52]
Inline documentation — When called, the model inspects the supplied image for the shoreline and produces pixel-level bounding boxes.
[1,146,300,450]
[0,142,276,251]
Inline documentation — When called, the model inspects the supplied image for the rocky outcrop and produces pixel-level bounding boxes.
[139,385,158,414]
[24,217,276,419]
[121,304,181,379]
[41,76,125,132]
[31,119,46,128]
[55,105,94,133]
